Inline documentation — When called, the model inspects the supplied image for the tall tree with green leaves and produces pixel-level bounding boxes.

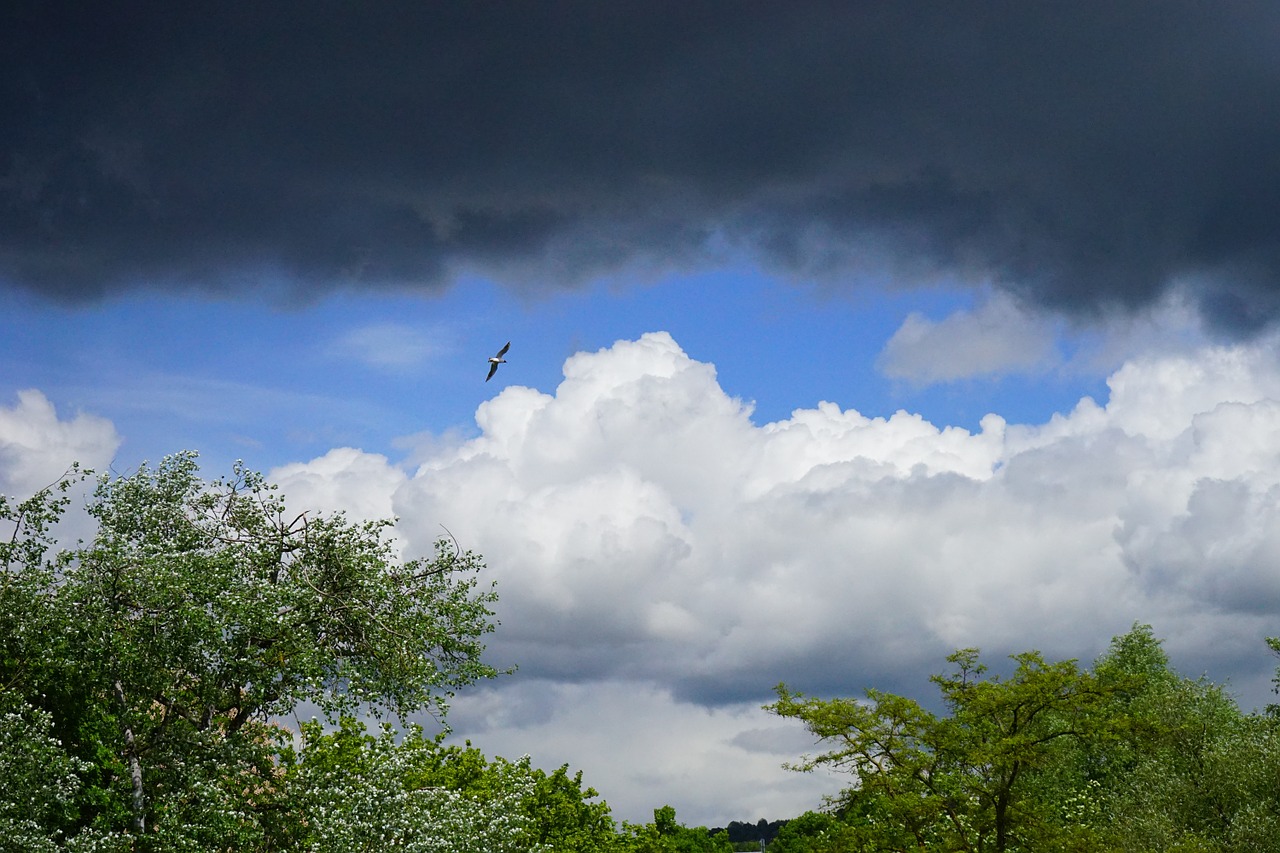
[767,626,1280,853]
[1084,626,1280,852]
[622,805,735,853]
[1,452,502,847]
[282,719,548,853]
[769,648,1126,852]
[280,717,629,852]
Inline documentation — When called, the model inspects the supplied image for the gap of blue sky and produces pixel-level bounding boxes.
[0,269,1109,476]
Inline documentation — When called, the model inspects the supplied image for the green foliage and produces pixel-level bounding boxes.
[1085,627,1280,852]
[1,466,81,697]
[766,811,854,853]
[711,817,787,849]
[14,457,1280,850]
[768,625,1280,853]
[0,455,655,848]
[523,761,627,851]
[621,805,735,852]
[770,647,1125,851]
[280,717,627,852]
[1,453,503,847]
[283,719,547,853]
[0,693,90,853]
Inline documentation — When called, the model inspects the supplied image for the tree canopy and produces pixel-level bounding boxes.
[768,625,1280,852]
[1,453,503,848]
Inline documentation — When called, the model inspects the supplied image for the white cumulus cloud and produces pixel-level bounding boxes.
[0,389,120,496]
[264,330,1280,824]
[9,330,1280,827]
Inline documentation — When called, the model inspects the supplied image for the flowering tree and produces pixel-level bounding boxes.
[0,696,90,852]
[283,719,547,853]
[1,453,501,847]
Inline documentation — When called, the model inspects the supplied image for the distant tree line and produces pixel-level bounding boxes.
[709,819,788,846]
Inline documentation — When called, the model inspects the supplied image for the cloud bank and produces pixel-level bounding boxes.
[8,332,1280,823]
[269,331,1280,822]
[6,3,1280,334]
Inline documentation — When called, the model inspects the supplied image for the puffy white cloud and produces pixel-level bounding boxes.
[0,389,120,497]
[271,447,407,524]
[266,330,1280,824]
[876,293,1060,383]
[7,330,1280,824]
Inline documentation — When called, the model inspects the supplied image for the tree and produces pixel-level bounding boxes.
[711,818,787,847]
[282,719,547,853]
[766,811,851,853]
[0,694,90,853]
[1082,626,1280,852]
[620,806,735,853]
[280,717,628,852]
[1,452,501,846]
[767,626,1280,853]
[769,648,1125,852]
[521,761,628,851]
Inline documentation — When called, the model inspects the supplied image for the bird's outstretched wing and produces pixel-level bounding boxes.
[486,362,500,381]
[495,341,511,358]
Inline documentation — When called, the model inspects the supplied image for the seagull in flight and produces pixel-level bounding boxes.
[486,341,510,382]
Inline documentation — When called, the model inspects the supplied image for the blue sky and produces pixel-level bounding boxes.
[6,2,1280,827]
[0,268,1109,478]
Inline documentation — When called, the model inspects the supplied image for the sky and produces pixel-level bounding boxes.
[5,1,1280,827]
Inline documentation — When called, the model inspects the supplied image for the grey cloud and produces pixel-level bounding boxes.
[1120,476,1280,616]
[729,725,825,758]
[877,295,1059,383]
[5,3,1280,332]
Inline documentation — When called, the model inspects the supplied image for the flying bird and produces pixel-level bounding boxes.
[486,341,510,381]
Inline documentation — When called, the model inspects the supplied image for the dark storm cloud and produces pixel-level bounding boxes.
[4,2,1280,330]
